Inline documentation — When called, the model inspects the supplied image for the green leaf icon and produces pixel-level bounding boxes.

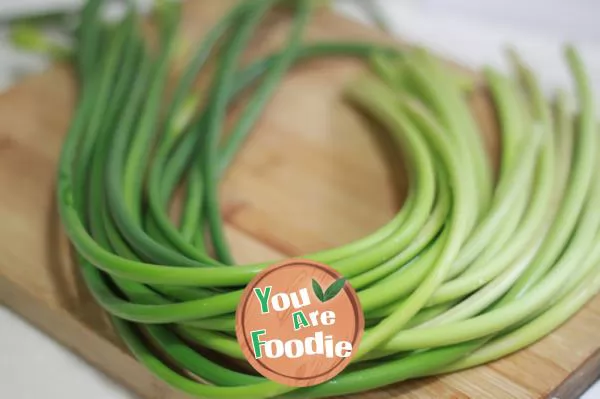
[312,278,347,303]
[323,278,346,302]
[312,279,325,302]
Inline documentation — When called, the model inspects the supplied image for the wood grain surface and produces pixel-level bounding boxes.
[0,1,599,398]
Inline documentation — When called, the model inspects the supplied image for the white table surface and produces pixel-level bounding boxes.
[0,1,598,398]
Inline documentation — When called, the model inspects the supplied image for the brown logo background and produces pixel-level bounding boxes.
[236,259,364,387]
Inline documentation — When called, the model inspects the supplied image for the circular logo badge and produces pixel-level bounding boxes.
[236,259,364,387]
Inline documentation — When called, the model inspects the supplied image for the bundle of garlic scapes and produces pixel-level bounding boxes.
[15,0,596,397]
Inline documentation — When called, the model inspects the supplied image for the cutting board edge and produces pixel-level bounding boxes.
[0,274,192,399]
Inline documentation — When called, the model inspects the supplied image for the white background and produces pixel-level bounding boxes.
[0,0,598,398]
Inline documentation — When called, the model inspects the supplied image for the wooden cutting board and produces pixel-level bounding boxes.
[0,1,598,398]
